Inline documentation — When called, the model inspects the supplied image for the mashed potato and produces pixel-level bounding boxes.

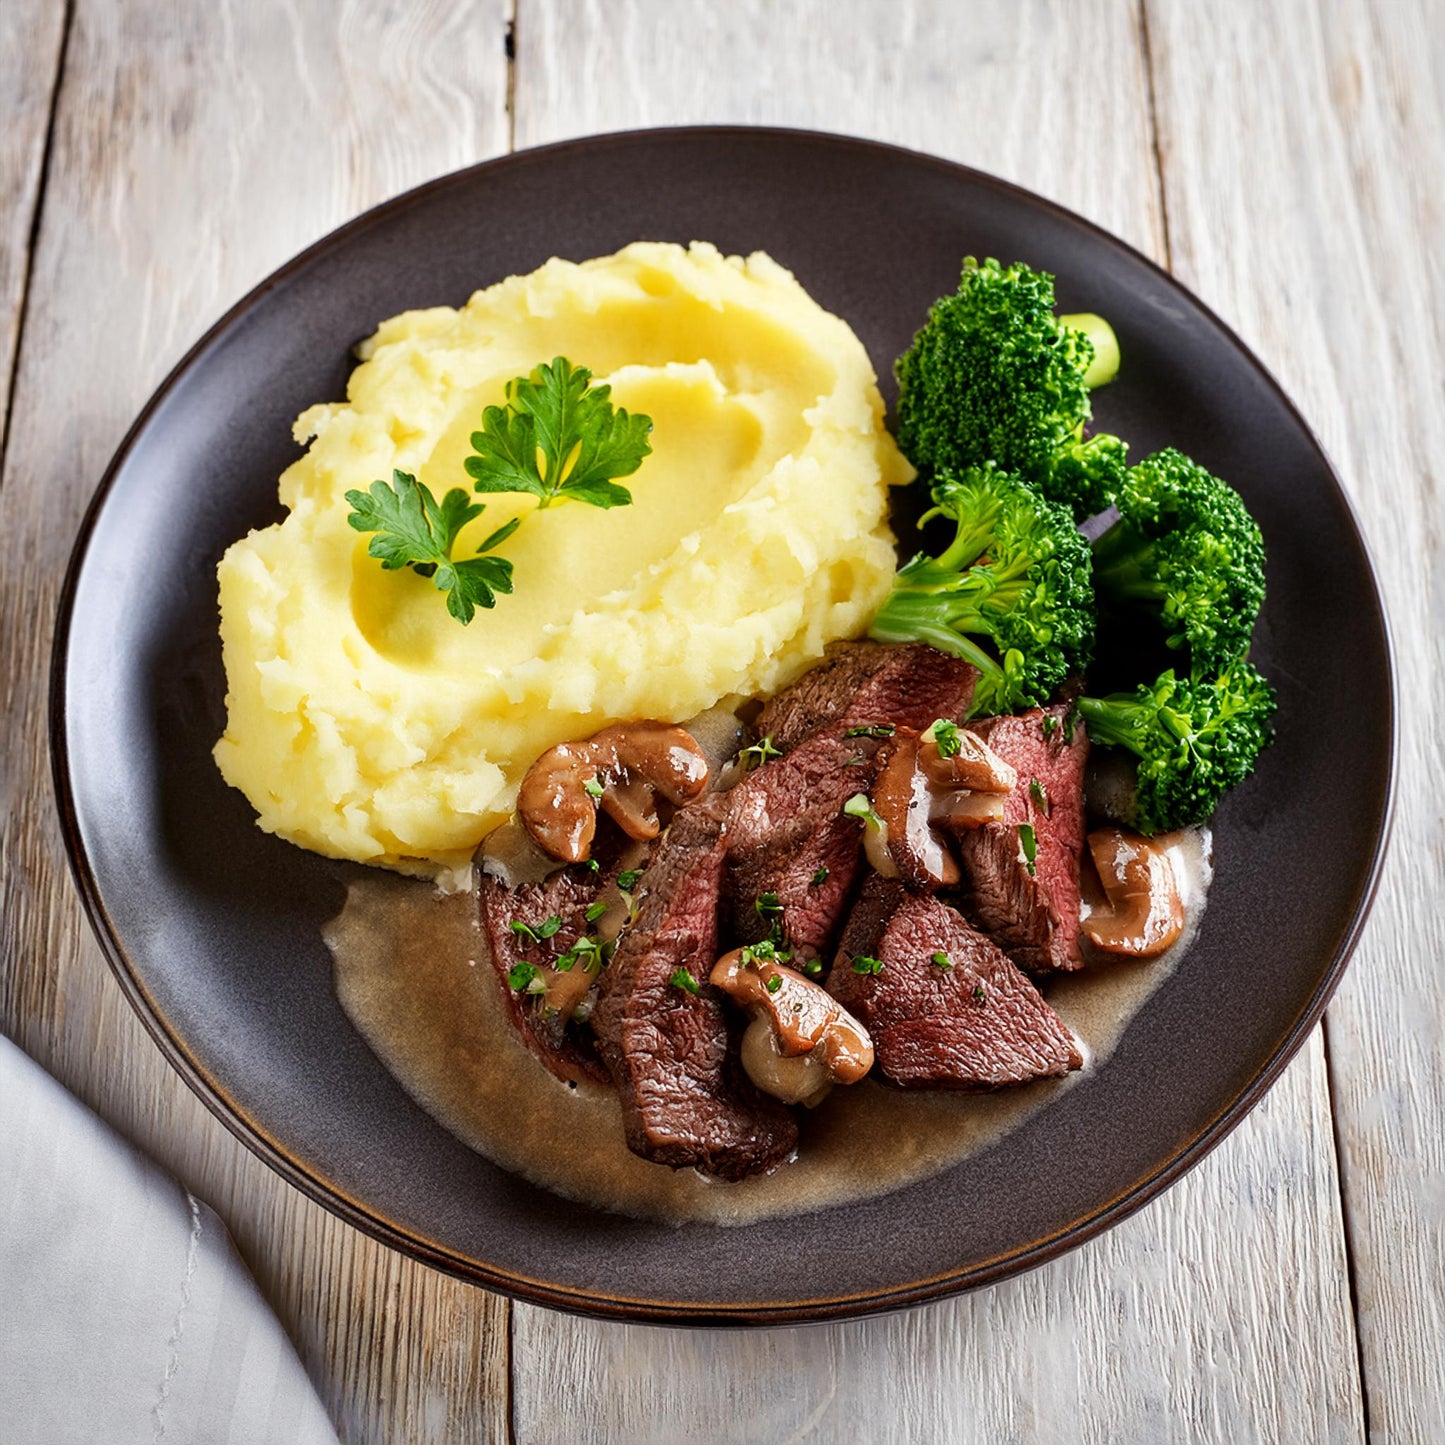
[215,242,909,876]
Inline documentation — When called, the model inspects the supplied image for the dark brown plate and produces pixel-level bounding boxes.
[51,128,1393,1324]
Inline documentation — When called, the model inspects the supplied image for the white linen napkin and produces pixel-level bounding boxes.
[0,1031,339,1445]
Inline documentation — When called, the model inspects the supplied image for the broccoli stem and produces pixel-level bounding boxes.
[869,591,1007,685]
[1074,694,1149,752]
[1061,312,1120,388]
[1075,693,1192,755]
[1091,521,1169,601]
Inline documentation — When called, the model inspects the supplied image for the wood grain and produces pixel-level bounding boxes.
[508,2,1364,1436]
[0,0,65,456]
[0,3,513,1441]
[4,0,1439,1439]
[1146,0,1445,1434]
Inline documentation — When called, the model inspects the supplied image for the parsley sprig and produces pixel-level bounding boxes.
[465,357,652,510]
[346,357,652,624]
[344,471,518,624]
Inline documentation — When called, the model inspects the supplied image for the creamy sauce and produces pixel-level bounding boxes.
[326,827,1211,1225]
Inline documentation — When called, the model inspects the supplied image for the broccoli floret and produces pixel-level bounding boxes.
[869,465,1095,716]
[895,257,1126,519]
[1076,664,1276,834]
[1092,448,1266,674]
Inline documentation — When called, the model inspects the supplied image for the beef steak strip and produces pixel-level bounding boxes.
[954,702,1090,973]
[828,876,1083,1089]
[724,728,879,960]
[592,797,798,1180]
[479,855,625,1087]
[755,640,978,754]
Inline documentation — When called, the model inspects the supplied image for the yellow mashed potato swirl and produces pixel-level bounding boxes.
[215,241,909,877]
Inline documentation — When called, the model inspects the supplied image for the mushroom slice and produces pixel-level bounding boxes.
[711,948,874,1106]
[1083,826,1185,957]
[516,740,604,863]
[929,789,1006,831]
[517,721,710,863]
[872,732,960,887]
[919,722,1018,793]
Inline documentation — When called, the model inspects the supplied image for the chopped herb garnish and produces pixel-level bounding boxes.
[843,793,884,829]
[1041,715,1059,740]
[1029,778,1050,815]
[556,936,602,973]
[344,470,516,624]
[668,967,700,996]
[973,983,987,1004]
[926,718,963,759]
[584,901,607,923]
[845,724,895,739]
[851,955,884,976]
[1018,822,1038,876]
[582,775,605,799]
[765,974,783,994]
[616,868,643,891]
[755,891,783,921]
[741,938,792,969]
[583,858,600,874]
[811,867,830,887]
[931,951,953,971]
[802,959,823,978]
[739,735,782,769]
[1062,705,1079,744]
[510,915,562,944]
[507,961,539,992]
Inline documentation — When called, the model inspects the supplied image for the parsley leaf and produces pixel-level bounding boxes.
[345,470,515,624]
[465,357,652,511]
[739,735,782,770]
[1018,822,1039,876]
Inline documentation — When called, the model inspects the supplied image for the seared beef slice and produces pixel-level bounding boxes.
[956,704,1089,973]
[829,876,1082,1088]
[756,641,977,753]
[479,864,615,1086]
[593,799,797,1179]
[725,729,877,959]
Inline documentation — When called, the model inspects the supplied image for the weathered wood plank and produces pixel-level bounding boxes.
[1147,0,1445,1434]
[0,0,66,445]
[515,0,1165,260]
[514,1042,1357,1445]
[0,3,513,1441]
[509,1,1363,1436]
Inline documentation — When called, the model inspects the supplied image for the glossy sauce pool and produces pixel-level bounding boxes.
[326,829,1211,1225]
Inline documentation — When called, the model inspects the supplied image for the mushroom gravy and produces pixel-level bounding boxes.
[325,826,1211,1225]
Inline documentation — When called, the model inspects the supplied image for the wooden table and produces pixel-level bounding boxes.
[3,2,1440,1439]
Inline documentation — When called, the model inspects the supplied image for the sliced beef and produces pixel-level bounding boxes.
[479,858,622,1087]
[756,640,977,753]
[592,798,797,1180]
[724,728,879,959]
[954,703,1090,973]
[828,876,1083,1088]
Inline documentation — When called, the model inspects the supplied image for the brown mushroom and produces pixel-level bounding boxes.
[919,725,1018,794]
[868,725,1018,887]
[1082,826,1185,957]
[711,948,874,1106]
[872,732,960,888]
[517,721,709,863]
